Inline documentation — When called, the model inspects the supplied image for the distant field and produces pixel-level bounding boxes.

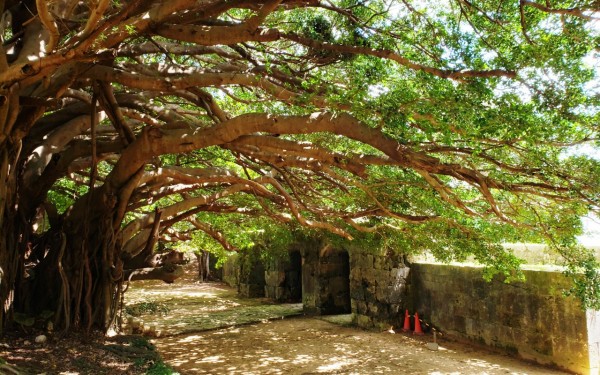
[504,243,600,265]
[505,243,600,252]
[413,243,600,267]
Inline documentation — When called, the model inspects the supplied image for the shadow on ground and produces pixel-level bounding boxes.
[125,273,568,374]
[124,276,303,336]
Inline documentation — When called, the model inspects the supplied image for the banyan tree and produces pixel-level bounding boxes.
[0,0,598,332]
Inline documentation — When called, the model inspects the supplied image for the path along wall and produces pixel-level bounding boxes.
[410,263,600,375]
[220,246,598,375]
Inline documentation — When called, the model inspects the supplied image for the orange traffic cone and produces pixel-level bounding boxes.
[402,310,411,332]
[413,312,424,335]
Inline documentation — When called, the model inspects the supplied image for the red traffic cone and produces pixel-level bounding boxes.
[413,312,424,335]
[402,310,411,332]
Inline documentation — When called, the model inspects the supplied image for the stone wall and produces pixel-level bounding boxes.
[221,253,239,288]
[264,250,302,302]
[349,249,410,330]
[411,263,600,375]
[302,244,352,315]
[219,245,600,374]
[222,248,266,297]
[587,310,600,375]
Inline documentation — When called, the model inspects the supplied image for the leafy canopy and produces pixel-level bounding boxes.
[4,0,598,308]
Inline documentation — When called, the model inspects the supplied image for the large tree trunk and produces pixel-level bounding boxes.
[18,187,124,332]
[0,119,31,334]
[196,251,211,282]
[0,168,22,333]
[125,264,184,283]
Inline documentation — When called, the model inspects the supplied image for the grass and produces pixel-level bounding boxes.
[126,302,170,317]
[123,280,303,336]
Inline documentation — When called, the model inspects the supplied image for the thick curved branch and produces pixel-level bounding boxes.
[117,43,241,59]
[226,134,368,176]
[187,217,238,251]
[282,33,517,80]
[154,23,281,45]
[22,115,93,186]
[121,177,281,254]
[104,111,597,230]
[83,65,326,107]
[521,1,599,20]
[76,0,112,42]
[36,0,59,53]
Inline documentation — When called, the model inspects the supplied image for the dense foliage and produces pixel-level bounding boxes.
[0,0,598,331]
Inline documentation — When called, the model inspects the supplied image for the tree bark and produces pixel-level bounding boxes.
[125,264,184,283]
[196,251,210,282]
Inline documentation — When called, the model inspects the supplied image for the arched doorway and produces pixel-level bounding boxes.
[320,249,351,314]
[285,251,302,302]
[338,251,351,313]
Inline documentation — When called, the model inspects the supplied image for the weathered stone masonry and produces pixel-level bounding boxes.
[349,249,410,330]
[220,243,599,375]
[302,244,351,315]
[264,249,302,303]
[410,263,600,375]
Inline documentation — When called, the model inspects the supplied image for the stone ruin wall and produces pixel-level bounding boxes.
[411,263,599,375]
[219,243,599,375]
[348,249,411,330]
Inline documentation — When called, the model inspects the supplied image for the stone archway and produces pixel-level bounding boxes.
[300,245,352,315]
[320,249,351,314]
[285,251,303,303]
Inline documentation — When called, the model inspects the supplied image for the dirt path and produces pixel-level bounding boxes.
[153,317,567,375]
[123,272,567,375]
[124,272,302,337]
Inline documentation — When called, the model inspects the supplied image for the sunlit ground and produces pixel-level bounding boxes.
[123,269,568,375]
[154,317,568,375]
[124,269,302,336]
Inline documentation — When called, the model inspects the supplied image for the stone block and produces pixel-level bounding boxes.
[350,286,365,300]
[375,285,386,302]
[356,314,373,328]
[238,284,249,297]
[364,284,376,302]
[361,266,374,282]
[265,286,275,299]
[387,283,405,304]
[356,300,367,314]
[275,287,287,300]
[464,317,475,336]
[303,294,316,309]
[391,267,410,280]
[265,271,285,287]
[526,331,553,356]
[472,280,487,300]
[368,302,379,315]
